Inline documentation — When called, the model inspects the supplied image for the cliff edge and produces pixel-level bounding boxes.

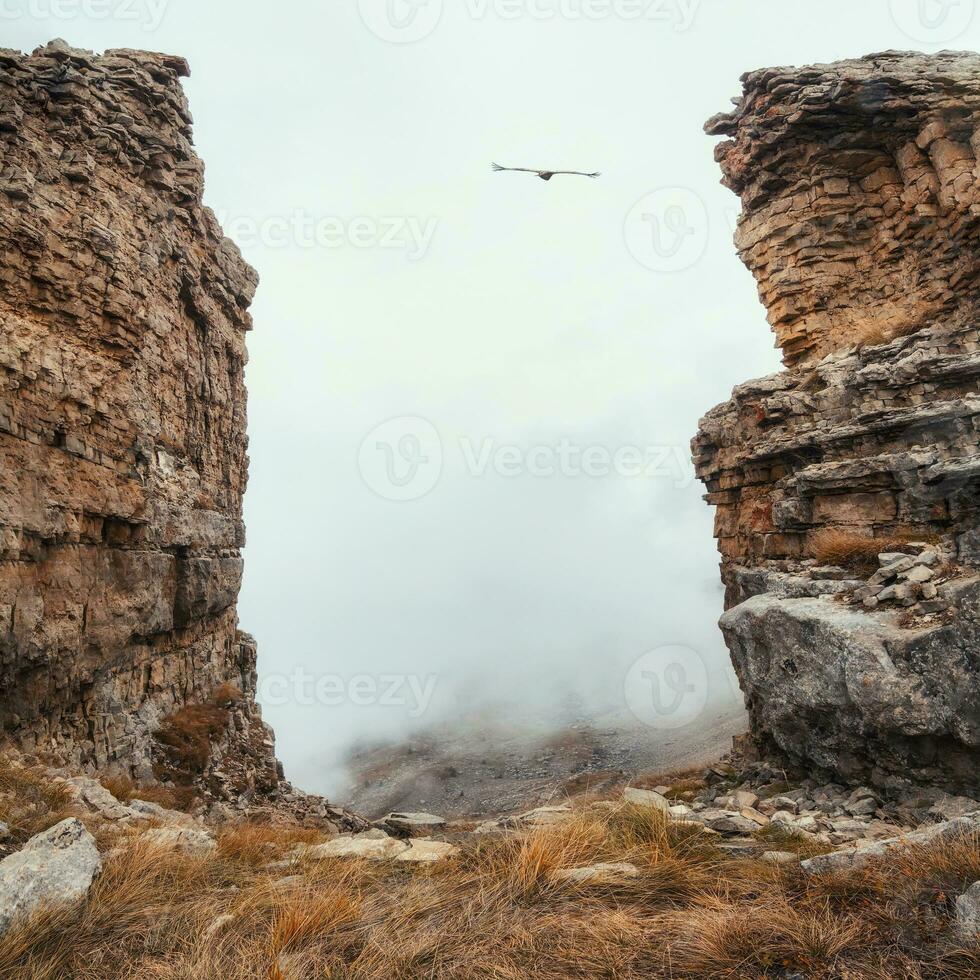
[695,52,980,794]
[0,40,355,825]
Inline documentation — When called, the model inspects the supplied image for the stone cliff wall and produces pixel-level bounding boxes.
[695,52,980,794]
[0,40,267,782]
[706,50,980,369]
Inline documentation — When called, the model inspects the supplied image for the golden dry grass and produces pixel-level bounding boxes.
[99,775,191,813]
[0,804,977,979]
[855,320,926,350]
[155,702,230,775]
[0,756,74,845]
[811,528,939,574]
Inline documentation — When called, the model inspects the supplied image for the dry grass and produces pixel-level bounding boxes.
[0,804,977,979]
[811,528,939,574]
[0,755,74,845]
[216,821,330,868]
[155,703,229,774]
[99,775,191,812]
[856,320,925,350]
[754,823,838,860]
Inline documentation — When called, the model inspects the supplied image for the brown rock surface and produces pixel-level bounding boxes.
[696,52,980,792]
[0,40,267,791]
[708,50,980,368]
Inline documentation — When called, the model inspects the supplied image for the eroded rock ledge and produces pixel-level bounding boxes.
[0,39,304,815]
[696,52,980,794]
[708,50,980,368]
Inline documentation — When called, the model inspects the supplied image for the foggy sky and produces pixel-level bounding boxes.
[8,0,979,793]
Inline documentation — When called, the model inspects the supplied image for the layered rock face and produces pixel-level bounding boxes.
[0,40,269,782]
[707,51,980,369]
[695,53,980,793]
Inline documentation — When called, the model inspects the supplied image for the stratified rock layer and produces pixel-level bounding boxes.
[696,53,980,793]
[707,51,980,368]
[0,40,266,781]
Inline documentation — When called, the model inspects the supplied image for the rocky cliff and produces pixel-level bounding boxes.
[0,40,275,796]
[695,52,980,794]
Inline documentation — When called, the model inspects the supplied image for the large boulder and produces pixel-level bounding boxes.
[720,579,980,793]
[0,819,101,935]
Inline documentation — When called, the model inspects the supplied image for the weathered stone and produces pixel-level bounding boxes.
[0,44,370,833]
[955,882,980,938]
[375,812,447,837]
[761,851,799,865]
[698,810,760,836]
[0,818,101,936]
[552,862,641,884]
[394,840,460,863]
[305,834,411,861]
[0,44,263,776]
[695,53,980,794]
[623,788,670,811]
[720,581,980,792]
[517,806,574,827]
[801,815,980,874]
[143,826,217,856]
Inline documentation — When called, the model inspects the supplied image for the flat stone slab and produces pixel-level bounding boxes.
[623,788,670,812]
[553,862,641,885]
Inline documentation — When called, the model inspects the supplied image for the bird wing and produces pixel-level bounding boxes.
[492,163,544,173]
[551,170,601,178]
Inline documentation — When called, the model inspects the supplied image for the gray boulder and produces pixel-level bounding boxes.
[720,578,980,792]
[374,812,446,837]
[0,819,101,936]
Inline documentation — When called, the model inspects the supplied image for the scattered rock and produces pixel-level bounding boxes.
[375,812,447,838]
[395,840,460,863]
[143,827,217,856]
[553,862,641,884]
[304,834,410,861]
[517,806,574,827]
[801,816,980,874]
[761,851,799,865]
[623,788,670,812]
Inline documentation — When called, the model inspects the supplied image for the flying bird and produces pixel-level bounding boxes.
[492,162,600,181]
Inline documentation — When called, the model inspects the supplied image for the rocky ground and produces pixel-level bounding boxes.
[1,745,979,978]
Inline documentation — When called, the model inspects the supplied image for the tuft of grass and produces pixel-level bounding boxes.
[216,821,329,868]
[659,898,867,978]
[811,528,939,574]
[154,701,230,777]
[100,774,190,812]
[856,320,925,350]
[211,682,245,706]
[0,755,74,844]
[754,823,837,860]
